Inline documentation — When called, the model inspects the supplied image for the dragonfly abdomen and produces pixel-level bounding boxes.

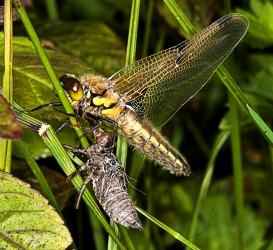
[117,109,191,176]
[95,172,142,229]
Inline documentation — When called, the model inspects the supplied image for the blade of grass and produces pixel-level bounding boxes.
[118,226,137,250]
[0,1,13,172]
[12,0,89,149]
[186,130,230,248]
[116,0,141,167]
[142,0,154,58]
[247,105,273,145]
[163,0,196,35]
[2,0,12,102]
[229,92,244,249]
[111,0,141,248]
[45,0,59,21]
[88,209,107,250]
[185,115,210,158]
[107,222,120,250]
[136,206,200,250]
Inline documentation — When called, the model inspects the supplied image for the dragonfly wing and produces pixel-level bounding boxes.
[111,14,249,127]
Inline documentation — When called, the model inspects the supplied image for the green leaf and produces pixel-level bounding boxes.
[0,170,72,250]
[136,206,200,250]
[11,159,75,211]
[236,0,273,49]
[0,95,22,140]
[35,22,126,76]
[247,104,273,146]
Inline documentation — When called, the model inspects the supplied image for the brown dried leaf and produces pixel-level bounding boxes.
[0,94,22,139]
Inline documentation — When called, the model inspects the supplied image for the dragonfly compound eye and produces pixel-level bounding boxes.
[59,75,84,101]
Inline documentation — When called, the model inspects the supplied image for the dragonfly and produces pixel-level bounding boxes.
[36,13,249,177]
[64,128,143,230]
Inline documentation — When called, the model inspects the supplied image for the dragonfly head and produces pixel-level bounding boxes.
[59,74,84,101]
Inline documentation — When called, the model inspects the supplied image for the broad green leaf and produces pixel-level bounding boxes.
[237,0,273,49]
[136,206,200,250]
[0,170,72,249]
[11,159,75,210]
[0,94,22,140]
[34,21,126,76]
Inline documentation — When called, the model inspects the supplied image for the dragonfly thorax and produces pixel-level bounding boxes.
[59,74,125,118]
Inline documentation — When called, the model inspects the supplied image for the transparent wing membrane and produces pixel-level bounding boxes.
[110,14,248,127]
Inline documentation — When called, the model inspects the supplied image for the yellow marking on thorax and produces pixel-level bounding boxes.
[102,106,122,116]
[93,90,119,108]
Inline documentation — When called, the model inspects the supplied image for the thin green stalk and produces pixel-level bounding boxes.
[88,210,107,250]
[229,92,244,249]
[2,0,12,102]
[216,66,250,114]
[136,206,200,250]
[142,0,154,58]
[0,1,13,172]
[128,0,154,202]
[186,131,230,248]
[125,0,141,65]
[14,109,78,249]
[118,226,136,250]
[112,0,141,248]
[225,0,244,247]
[45,0,59,21]
[12,0,89,149]
[163,0,196,36]
[185,115,210,158]
[107,222,120,250]
[116,0,141,168]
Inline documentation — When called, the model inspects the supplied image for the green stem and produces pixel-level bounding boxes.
[0,1,13,172]
[116,0,141,168]
[229,92,244,249]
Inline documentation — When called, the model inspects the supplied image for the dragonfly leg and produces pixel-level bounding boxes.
[55,119,70,133]
[85,113,118,143]
[78,119,102,139]
[63,144,89,159]
[21,102,63,113]
[22,102,80,133]
[75,173,93,209]
[66,157,90,180]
